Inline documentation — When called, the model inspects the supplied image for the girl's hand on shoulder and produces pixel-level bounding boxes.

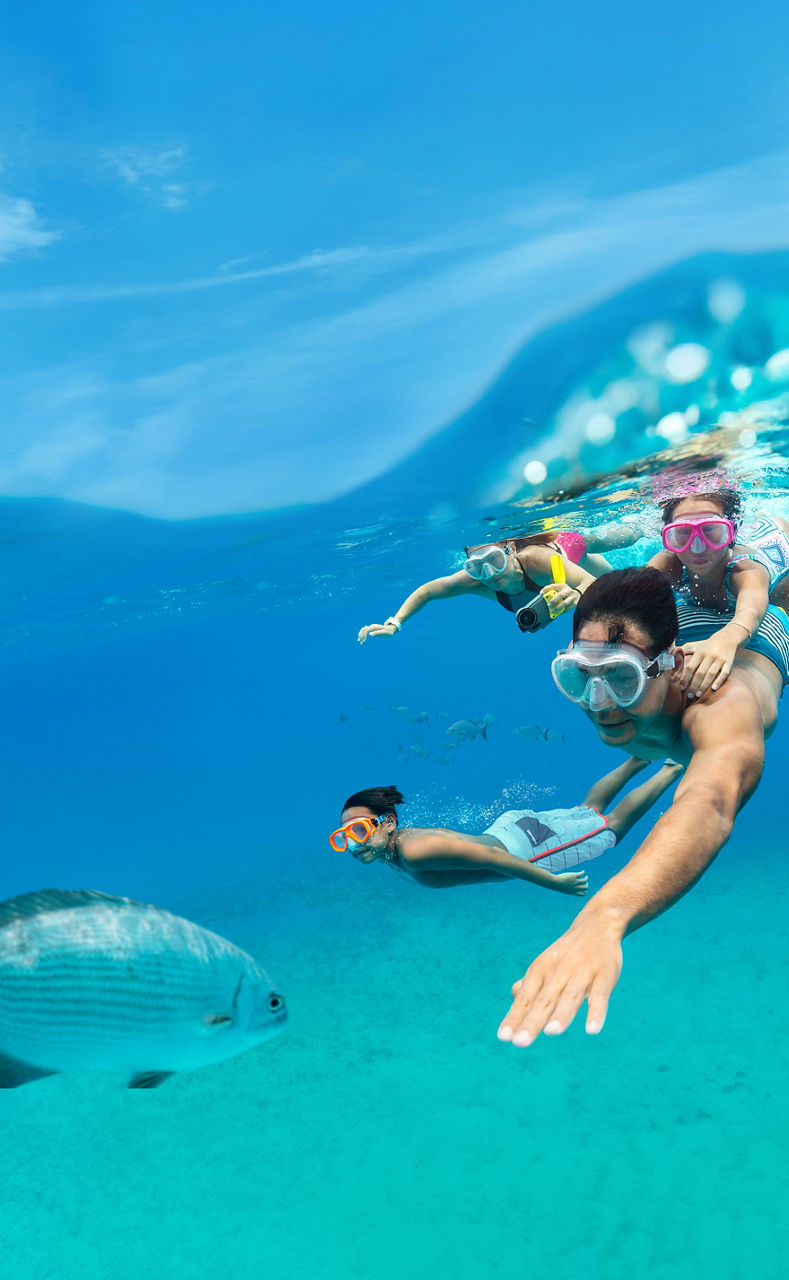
[680,635,739,699]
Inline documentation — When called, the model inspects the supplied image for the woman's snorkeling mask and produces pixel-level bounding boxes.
[552,642,675,709]
[463,544,510,581]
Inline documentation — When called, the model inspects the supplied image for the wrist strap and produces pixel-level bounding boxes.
[385,616,402,632]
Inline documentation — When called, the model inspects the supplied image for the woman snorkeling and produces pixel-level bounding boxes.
[649,489,789,699]
[357,525,642,644]
[330,758,683,892]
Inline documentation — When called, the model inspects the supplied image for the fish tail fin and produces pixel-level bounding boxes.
[542,729,549,741]
[480,725,488,741]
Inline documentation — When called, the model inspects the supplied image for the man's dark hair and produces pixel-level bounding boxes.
[573,567,678,657]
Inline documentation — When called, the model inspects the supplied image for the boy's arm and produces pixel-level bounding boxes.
[402,831,573,889]
[497,684,764,1046]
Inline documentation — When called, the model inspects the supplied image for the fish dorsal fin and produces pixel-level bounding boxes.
[0,889,144,928]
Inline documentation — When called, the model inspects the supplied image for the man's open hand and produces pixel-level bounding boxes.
[497,914,624,1046]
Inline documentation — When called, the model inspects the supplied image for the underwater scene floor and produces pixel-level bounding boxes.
[1,830,787,1280]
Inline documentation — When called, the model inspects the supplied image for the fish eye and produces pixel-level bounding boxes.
[269,993,284,1012]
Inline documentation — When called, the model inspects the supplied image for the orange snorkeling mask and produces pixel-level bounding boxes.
[329,815,383,852]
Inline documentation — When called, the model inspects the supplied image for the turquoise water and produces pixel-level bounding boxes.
[2,252,789,1278]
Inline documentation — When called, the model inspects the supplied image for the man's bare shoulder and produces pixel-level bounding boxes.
[681,671,766,750]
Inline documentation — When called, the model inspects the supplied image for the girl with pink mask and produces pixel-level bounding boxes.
[649,489,789,699]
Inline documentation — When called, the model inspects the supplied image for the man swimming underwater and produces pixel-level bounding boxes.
[497,565,787,1048]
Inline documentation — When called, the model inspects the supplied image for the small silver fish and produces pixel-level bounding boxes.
[405,711,429,724]
[544,729,566,743]
[446,719,489,743]
[339,712,348,722]
[0,890,287,1090]
[410,744,432,758]
[512,724,545,741]
[434,756,456,766]
[389,706,411,716]
[436,712,452,720]
[362,704,377,712]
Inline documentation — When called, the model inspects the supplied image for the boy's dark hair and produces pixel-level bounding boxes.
[572,567,678,657]
[661,489,741,530]
[342,785,404,817]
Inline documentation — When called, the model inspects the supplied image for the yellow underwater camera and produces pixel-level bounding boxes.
[516,555,567,633]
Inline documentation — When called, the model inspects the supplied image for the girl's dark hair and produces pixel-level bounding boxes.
[661,489,741,530]
[573,567,678,658]
[342,785,404,816]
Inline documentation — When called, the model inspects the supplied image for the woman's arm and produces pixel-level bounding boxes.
[357,572,486,643]
[521,545,595,592]
[585,523,644,553]
[681,559,770,699]
[399,830,586,894]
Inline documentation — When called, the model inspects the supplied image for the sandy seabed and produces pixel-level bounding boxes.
[1,842,787,1280]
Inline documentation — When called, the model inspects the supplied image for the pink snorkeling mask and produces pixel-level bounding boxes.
[661,517,735,555]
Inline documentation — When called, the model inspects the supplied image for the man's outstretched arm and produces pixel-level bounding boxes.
[497,691,764,1047]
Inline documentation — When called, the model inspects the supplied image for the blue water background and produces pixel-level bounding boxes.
[2,254,789,1278]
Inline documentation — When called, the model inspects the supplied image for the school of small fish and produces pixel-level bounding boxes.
[336,703,569,765]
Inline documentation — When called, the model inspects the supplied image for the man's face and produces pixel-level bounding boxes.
[573,620,680,746]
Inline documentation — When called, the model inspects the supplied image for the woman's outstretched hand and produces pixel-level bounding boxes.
[358,621,399,644]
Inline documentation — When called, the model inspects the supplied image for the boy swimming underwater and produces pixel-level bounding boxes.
[330,758,683,893]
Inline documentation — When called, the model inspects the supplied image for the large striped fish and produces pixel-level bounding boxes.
[0,889,287,1089]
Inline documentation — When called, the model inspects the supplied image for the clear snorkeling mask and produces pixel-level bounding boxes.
[551,642,675,710]
[463,544,510,581]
